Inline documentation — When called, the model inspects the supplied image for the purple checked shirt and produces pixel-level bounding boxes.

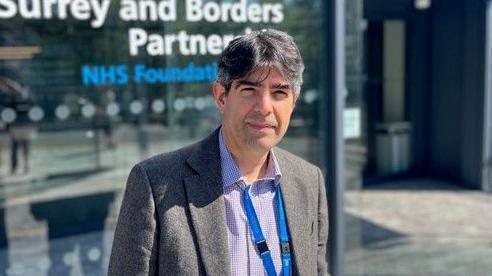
[219,128,284,276]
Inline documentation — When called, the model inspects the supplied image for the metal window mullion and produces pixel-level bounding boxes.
[323,0,346,275]
[483,0,492,191]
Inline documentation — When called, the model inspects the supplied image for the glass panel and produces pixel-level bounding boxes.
[344,1,492,275]
[0,0,326,275]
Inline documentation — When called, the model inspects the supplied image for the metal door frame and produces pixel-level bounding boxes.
[482,0,492,192]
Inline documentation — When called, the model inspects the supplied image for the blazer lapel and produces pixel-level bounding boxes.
[275,149,311,276]
[184,129,231,276]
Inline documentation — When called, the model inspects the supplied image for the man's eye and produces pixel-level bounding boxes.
[273,90,289,99]
[240,88,255,96]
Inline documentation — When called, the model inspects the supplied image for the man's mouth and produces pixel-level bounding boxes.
[246,121,276,130]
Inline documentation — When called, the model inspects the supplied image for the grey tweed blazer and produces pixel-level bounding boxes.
[108,128,329,276]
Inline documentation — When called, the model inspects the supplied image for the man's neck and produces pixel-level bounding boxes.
[235,151,269,184]
[222,129,270,184]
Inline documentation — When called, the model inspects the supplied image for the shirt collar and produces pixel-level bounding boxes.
[219,127,282,188]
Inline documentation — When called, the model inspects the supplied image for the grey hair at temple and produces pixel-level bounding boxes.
[217,29,305,98]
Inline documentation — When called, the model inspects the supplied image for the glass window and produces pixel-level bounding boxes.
[344,0,492,275]
[0,0,326,274]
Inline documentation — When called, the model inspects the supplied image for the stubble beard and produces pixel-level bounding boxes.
[241,124,282,152]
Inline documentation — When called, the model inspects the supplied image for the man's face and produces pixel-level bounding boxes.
[214,67,296,153]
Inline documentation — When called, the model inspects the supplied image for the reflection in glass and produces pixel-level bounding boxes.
[0,0,327,274]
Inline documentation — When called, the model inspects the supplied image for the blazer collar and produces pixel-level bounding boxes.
[184,128,310,276]
[184,128,231,276]
[274,148,312,276]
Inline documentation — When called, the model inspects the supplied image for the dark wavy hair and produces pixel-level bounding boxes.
[217,29,304,98]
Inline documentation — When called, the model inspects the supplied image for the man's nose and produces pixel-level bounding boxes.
[253,93,273,115]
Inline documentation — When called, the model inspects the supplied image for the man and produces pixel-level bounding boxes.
[108,29,328,276]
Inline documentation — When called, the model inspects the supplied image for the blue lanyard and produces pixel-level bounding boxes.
[242,185,291,276]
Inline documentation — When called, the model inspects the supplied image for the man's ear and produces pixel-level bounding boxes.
[213,82,227,114]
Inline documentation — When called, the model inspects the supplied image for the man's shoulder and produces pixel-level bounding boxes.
[273,147,319,168]
[139,142,197,168]
[129,142,199,187]
[136,142,198,175]
[133,129,219,182]
[273,147,320,174]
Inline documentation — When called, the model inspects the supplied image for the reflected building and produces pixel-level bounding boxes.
[31,192,114,276]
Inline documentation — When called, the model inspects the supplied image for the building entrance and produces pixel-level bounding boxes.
[364,19,412,180]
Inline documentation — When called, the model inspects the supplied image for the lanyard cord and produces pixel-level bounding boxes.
[243,185,291,276]
[276,186,291,276]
